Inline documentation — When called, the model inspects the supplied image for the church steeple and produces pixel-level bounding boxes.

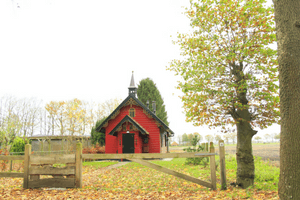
[128,71,137,97]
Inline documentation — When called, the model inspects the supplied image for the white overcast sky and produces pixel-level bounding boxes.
[0,0,279,141]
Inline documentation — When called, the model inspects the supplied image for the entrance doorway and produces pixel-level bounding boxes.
[122,133,135,153]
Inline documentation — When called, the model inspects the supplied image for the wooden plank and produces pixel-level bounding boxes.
[28,178,75,188]
[66,163,76,179]
[129,159,213,189]
[0,155,25,161]
[82,152,216,160]
[30,175,40,180]
[195,153,217,156]
[30,154,75,165]
[209,142,217,190]
[219,140,227,190]
[75,143,82,188]
[23,144,31,189]
[0,172,24,178]
[29,166,75,175]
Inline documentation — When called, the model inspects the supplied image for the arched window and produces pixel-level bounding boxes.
[129,108,135,117]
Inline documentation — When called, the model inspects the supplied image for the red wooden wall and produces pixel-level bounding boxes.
[105,105,161,154]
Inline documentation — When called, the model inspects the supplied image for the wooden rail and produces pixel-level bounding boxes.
[0,155,25,161]
[81,152,216,160]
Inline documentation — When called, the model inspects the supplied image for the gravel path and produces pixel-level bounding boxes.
[104,161,130,170]
[101,158,174,171]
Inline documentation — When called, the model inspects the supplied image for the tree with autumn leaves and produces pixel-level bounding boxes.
[45,99,92,136]
[45,98,122,137]
[168,0,279,188]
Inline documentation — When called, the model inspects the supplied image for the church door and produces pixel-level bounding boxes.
[122,133,135,153]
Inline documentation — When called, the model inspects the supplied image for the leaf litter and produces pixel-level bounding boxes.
[0,161,279,199]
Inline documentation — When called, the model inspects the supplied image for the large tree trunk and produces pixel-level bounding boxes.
[230,61,258,189]
[274,0,300,199]
[236,120,257,189]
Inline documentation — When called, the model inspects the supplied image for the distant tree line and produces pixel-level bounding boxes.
[0,95,121,148]
[254,133,280,143]
[174,132,237,146]
[173,132,280,146]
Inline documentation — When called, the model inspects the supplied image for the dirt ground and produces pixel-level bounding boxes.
[170,143,280,167]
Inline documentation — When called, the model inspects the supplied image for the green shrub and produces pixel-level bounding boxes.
[183,145,209,166]
[10,137,28,155]
[91,117,107,146]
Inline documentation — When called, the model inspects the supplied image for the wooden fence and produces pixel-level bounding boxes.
[0,140,227,190]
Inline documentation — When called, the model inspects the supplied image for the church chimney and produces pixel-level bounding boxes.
[146,100,149,108]
[128,71,137,97]
[152,101,156,115]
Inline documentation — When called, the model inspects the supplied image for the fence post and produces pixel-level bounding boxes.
[75,142,82,188]
[219,140,227,190]
[23,144,31,189]
[205,143,209,152]
[209,142,217,190]
[10,152,13,171]
[201,143,204,148]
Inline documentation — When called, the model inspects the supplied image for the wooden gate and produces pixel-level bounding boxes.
[1,141,226,190]
[82,141,227,190]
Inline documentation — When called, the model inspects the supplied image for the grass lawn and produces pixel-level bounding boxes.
[0,154,279,199]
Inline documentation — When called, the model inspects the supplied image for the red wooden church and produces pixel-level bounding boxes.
[96,73,174,154]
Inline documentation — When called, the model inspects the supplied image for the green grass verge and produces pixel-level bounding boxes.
[225,154,279,191]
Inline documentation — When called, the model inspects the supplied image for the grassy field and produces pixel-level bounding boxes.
[171,142,280,168]
[170,142,280,148]
[0,153,279,199]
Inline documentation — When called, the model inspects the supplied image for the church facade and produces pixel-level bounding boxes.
[96,73,174,154]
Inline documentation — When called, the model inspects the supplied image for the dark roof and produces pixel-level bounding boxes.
[96,95,174,137]
[108,115,149,136]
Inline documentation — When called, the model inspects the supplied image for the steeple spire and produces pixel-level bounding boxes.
[129,71,135,87]
[128,71,137,97]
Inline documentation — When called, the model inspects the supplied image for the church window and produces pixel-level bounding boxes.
[129,108,135,117]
